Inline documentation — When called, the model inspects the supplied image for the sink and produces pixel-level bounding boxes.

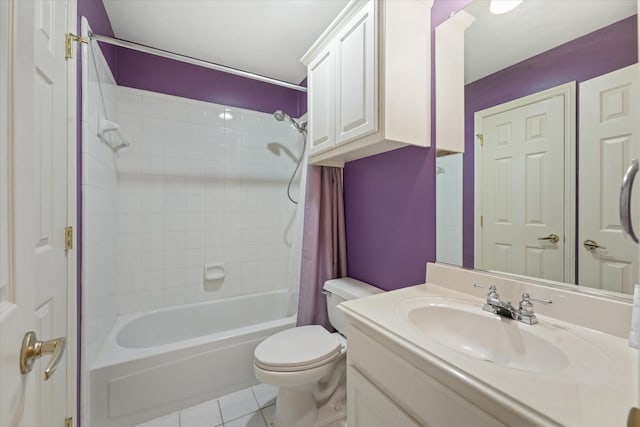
[400,299,570,373]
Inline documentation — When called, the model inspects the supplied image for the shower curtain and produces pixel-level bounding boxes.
[297,166,347,330]
[287,138,309,316]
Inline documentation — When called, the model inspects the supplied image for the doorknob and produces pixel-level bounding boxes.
[537,234,559,244]
[620,158,639,243]
[628,407,640,427]
[20,331,66,380]
[583,239,607,251]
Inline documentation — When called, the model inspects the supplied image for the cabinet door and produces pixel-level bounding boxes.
[308,45,336,155]
[335,0,377,145]
[348,367,420,427]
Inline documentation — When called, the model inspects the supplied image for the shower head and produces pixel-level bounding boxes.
[273,110,306,134]
[274,110,286,122]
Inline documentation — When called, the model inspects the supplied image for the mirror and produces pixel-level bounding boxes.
[436,0,639,296]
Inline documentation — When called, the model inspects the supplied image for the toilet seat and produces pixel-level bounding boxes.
[255,325,343,372]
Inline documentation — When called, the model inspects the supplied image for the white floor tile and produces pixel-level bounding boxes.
[252,384,278,408]
[180,399,223,427]
[219,388,260,422]
[260,404,275,427]
[135,412,179,427]
[223,411,267,427]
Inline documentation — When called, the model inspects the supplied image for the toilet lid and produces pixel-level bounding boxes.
[255,325,342,372]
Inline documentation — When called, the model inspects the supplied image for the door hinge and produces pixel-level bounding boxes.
[476,133,484,147]
[65,33,88,60]
[64,226,73,250]
[480,215,484,227]
[65,417,73,427]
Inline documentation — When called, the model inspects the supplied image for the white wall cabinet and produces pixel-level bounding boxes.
[308,46,336,155]
[335,1,376,146]
[302,0,434,167]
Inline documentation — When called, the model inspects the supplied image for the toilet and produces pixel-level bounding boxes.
[254,277,383,427]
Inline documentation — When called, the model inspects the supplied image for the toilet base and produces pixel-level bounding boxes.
[273,377,346,427]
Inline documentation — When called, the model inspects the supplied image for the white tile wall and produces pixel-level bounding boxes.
[436,154,463,266]
[81,33,119,370]
[114,87,303,313]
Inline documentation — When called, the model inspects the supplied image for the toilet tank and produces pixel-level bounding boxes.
[323,277,384,335]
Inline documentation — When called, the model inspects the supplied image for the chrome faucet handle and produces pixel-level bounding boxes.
[474,284,500,305]
[526,293,552,304]
[519,293,552,316]
[473,283,497,293]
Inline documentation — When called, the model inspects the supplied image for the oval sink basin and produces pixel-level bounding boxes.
[403,300,570,373]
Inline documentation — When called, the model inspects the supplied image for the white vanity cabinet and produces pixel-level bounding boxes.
[302,0,433,167]
[345,322,518,427]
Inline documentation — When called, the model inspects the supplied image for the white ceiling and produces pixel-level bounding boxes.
[101,0,349,85]
[463,0,637,83]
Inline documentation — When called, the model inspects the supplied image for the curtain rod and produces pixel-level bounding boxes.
[89,32,308,93]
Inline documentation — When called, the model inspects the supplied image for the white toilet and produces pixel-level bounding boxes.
[254,277,383,427]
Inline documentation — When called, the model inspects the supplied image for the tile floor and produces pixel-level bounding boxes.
[136,384,278,427]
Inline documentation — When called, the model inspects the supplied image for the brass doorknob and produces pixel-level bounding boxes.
[537,234,559,244]
[583,239,607,251]
[628,407,640,427]
[20,331,66,380]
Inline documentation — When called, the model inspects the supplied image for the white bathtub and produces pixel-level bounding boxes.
[89,290,296,427]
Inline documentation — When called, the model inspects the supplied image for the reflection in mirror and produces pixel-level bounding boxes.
[436,0,639,295]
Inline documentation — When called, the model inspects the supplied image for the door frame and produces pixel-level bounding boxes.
[473,81,576,283]
[65,0,78,423]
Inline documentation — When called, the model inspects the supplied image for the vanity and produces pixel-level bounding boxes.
[339,263,637,426]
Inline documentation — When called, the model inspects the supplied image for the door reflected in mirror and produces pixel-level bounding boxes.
[435,0,639,295]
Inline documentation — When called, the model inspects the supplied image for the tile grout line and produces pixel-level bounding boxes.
[252,388,270,427]
[217,399,223,427]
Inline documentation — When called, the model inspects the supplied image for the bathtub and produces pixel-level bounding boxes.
[89,290,296,427]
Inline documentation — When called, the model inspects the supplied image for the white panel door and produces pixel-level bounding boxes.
[308,44,336,155]
[480,95,565,281]
[579,64,639,293]
[335,0,377,145]
[0,0,70,426]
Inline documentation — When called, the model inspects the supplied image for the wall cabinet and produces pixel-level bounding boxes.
[308,46,336,154]
[302,0,434,167]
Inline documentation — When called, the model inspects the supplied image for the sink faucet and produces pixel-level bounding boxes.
[474,284,552,325]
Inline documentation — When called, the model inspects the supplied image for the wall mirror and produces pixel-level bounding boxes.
[436,0,639,297]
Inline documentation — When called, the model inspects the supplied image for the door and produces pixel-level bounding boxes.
[0,0,72,426]
[335,0,377,145]
[579,64,639,293]
[478,93,567,281]
[308,44,336,155]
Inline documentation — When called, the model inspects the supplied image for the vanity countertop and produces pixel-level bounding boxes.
[340,281,638,427]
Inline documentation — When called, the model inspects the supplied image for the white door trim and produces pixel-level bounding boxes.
[474,81,576,283]
[65,0,78,422]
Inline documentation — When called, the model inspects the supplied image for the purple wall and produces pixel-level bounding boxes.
[298,77,308,117]
[462,15,638,268]
[78,0,118,74]
[115,48,302,117]
[343,0,473,291]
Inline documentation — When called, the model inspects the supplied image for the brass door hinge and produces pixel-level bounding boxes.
[480,216,484,227]
[65,417,73,427]
[476,133,484,147]
[64,226,73,250]
[65,33,88,60]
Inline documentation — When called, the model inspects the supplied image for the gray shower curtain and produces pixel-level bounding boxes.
[297,166,347,330]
